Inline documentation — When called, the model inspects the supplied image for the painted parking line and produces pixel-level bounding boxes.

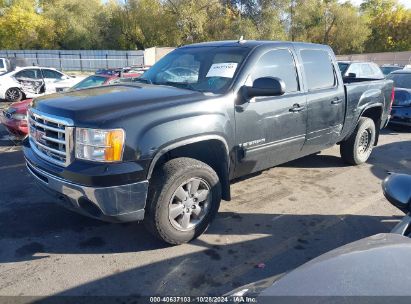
[0,163,26,171]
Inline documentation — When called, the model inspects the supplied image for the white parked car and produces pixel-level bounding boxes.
[0,66,84,102]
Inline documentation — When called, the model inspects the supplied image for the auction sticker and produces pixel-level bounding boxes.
[206,63,238,78]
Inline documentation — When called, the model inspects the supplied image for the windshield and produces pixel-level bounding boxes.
[140,46,250,94]
[387,73,411,89]
[71,75,109,90]
[338,62,349,75]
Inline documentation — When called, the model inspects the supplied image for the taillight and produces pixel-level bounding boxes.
[390,87,395,110]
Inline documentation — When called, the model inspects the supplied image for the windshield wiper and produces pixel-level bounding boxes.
[153,81,205,92]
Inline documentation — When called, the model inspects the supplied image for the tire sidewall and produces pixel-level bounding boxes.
[6,88,22,102]
[353,118,376,164]
[153,164,221,244]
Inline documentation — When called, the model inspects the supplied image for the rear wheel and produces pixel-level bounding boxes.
[144,157,221,245]
[340,117,376,165]
[5,88,23,102]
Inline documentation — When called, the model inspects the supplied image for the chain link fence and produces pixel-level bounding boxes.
[0,50,145,72]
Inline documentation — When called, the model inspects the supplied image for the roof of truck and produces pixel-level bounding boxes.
[180,40,331,50]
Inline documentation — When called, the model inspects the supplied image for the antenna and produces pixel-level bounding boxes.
[238,36,246,44]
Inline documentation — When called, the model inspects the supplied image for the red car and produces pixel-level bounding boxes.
[0,98,31,137]
[0,74,119,138]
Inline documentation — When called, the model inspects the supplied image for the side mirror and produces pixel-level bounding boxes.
[347,73,356,78]
[382,173,411,213]
[244,77,286,99]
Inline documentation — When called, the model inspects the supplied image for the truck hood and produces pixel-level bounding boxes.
[32,84,206,126]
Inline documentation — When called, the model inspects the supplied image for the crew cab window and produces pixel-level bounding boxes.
[301,50,336,90]
[14,69,41,79]
[251,49,299,92]
[42,69,64,80]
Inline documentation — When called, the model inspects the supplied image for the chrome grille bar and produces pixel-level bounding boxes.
[28,108,74,167]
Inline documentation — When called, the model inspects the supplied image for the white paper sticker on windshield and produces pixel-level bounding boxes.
[206,63,238,78]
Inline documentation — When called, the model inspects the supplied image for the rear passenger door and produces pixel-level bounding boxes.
[234,48,307,177]
[299,49,345,154]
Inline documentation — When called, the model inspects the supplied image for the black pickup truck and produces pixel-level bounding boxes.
[24,41,394,244]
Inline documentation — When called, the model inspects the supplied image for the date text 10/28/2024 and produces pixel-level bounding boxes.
[149,296,257,303]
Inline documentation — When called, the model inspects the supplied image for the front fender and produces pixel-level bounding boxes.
[146,134,230,179]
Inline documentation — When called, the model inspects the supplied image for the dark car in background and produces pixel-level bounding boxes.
[338,61,384,79]
[387,70,411,128]
[95,66,146,78]
[381,64,404,76]
[69,74,119,91]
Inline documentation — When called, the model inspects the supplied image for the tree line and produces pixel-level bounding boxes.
[0,0,409,54]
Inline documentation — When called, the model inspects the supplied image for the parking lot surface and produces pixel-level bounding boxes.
[0,100,410,297]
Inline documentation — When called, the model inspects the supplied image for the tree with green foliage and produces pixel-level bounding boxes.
[0,0,409,53]
[361,0,411,52]
[41,0,111,49]
[291,0,370,54]
[0,0,55,49]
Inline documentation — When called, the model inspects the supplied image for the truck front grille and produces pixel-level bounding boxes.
[28,109,74,167]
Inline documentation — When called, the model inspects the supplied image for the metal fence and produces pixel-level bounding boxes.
[0,50,145,72]
[337,51,411,66]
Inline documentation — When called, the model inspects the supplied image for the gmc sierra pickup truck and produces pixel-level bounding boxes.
[24,41,394,244]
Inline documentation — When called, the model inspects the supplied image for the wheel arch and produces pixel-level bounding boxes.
[360,105,383,146]
[147,135,231,201]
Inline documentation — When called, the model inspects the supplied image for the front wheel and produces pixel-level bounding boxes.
[5,88,23,102]
[340,117,376,165]
[144,157,221,245]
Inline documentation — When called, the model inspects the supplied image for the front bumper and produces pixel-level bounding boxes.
[26,160,149,222]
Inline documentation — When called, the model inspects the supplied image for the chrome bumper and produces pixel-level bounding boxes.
[26,161,149,222]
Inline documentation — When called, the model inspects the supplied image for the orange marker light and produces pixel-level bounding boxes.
[104,129,125,161]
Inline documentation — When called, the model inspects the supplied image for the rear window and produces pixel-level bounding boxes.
[301,50,336,90]
[387,73,411,89]
[0,60,4,69]
[71,75,108,90]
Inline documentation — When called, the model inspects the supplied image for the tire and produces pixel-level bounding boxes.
[340,117,376,165]
[5,88,23,102]
[144,157,222,245]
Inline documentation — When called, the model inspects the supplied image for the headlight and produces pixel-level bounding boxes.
[75,128,125,162]
[11,113,27,121]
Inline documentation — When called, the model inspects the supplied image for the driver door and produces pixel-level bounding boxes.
[234,48,307,178]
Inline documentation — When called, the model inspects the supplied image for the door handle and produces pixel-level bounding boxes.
[289,104,305,112]
[331,98,343,105]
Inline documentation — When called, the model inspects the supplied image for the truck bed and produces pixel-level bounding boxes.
[341,78,393,140]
